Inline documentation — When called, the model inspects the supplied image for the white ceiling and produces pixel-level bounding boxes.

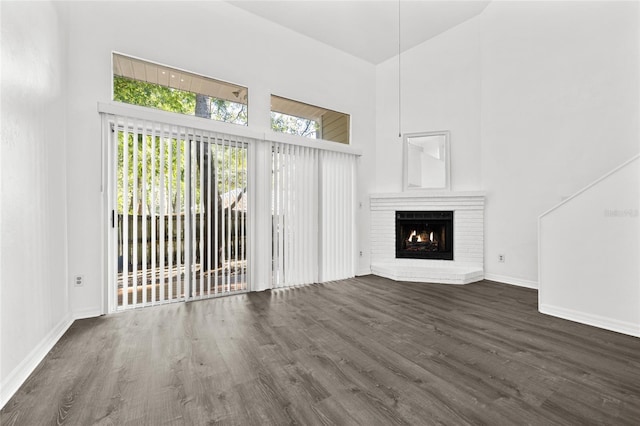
[227,1,490,65]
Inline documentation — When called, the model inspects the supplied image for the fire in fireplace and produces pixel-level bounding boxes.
[395,211,453,260]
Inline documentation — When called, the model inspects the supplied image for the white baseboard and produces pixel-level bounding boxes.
[0,314,74,409]
[484,273,538,289]
[540,303,640,338]
[73,307,103,320]
[356,267,372,277]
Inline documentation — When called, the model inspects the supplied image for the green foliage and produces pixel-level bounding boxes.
[116,131,247,215]
[114,76,196,115]
[114,76,248,126]
[211,98,248,126]
[271,112,319,138]
[114,76,249,215]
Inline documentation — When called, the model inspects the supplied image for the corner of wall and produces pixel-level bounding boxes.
[0,314,74,409]
[0,0,73,408]
[483,273,538,290]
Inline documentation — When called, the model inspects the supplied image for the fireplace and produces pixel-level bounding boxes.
[395,211,454,260]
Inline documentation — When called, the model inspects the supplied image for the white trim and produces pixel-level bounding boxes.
[0,315,74,409]
[102,114,111,316]
[402,130,451,191]
[97,102,362,157]
[370,190,486,200]
[73,308,102,320]
[266,129,361,156]
[98,101,262,139]
[356,268,372,276]
[539,154,640,219]
[540,303,640,338]
[484,273,538,290]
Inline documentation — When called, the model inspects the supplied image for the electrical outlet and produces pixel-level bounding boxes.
[74,275,85,287]
[498,254,505,263]
[359,251,363,257]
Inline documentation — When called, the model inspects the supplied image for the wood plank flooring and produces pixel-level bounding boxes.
[2,275,640,425]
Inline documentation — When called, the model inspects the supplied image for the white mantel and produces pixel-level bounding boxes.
[370,191,485,285]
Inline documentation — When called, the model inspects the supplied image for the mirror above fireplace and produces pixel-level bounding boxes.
[403,131,450,191]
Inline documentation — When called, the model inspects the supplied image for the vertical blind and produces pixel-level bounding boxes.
[271,143,319,287]
[319,150,356,282]
[107,113,250,310]
[271,142,356,288]
[103,106,358,311]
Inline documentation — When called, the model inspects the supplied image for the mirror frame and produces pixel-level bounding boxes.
[402,130,451,191]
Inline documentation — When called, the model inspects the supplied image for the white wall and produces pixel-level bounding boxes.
[63,1,377,314]
[376,16,483,193]
[375,1,639,287]
[1,0,71,407]
[480,1,639,287]
[539,156,639,337]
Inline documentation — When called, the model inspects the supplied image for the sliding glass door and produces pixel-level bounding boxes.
[102,105,358,312]
[106,114,250,311]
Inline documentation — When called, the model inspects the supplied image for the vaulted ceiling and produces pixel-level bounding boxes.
[227,1,490,64]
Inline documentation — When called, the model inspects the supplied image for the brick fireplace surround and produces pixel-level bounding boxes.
[370,192,485,285]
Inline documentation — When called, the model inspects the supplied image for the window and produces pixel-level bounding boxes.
[113,53,248,125]
[271,95,350,144]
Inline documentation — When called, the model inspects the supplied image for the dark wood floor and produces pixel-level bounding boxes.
[2,276,640,425]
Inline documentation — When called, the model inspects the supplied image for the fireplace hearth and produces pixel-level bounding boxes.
[396,211,453,260]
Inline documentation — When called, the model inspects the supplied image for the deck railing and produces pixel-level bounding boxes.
[117,211,246,272]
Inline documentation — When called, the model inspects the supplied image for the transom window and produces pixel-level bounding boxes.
[113,53,248,125]
[271,95,350,144]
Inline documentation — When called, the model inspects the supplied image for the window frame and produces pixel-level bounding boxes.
[270,95,350,145]
[112,52,249,126]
